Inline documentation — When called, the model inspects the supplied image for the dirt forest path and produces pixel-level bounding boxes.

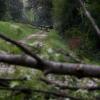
[20,30,48,43]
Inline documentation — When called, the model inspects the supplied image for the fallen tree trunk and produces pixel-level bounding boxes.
[0,54,100,78]
[0,33,100,78]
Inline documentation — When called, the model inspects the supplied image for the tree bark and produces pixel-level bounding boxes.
[0,54,100,78]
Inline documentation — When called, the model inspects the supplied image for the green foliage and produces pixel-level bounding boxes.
[25,9,35,22]
[63,27,100,62]
[0,0,100,98]
[0,0,7,20]
[53,0,81,33]
[53,0,68,32]
[8,0,24,22]
[41,30,68,62]
[53,0,100,63]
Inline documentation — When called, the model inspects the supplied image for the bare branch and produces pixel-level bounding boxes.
[0,33,42,63]
[78,0,100,36]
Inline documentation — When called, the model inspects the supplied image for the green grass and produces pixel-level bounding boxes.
[0,21,98,64]
[0,21,38,40]
[0,21,67,55]
[45,30,66,49]
[39,30,69,62]
[0,21,38,53]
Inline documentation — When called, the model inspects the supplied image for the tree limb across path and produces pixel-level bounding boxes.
[0,33,100,78]
[0,53,100,78]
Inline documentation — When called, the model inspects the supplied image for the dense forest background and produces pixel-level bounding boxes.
[0,0,100,100]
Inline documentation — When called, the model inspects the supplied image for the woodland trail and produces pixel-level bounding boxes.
[20,30,48,43]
